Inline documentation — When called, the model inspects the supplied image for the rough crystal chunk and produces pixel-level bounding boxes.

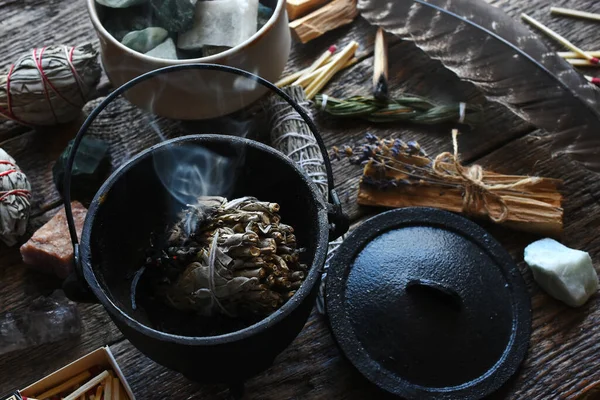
[146,38,178,59]
[524,238,599,307]
[122,27,169,53]
[150,0,197,33]
[20,202,88,279]
[177,0,259,50]
[96,0,147,8]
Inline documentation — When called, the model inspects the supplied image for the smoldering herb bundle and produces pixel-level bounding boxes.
[134,196,307,320]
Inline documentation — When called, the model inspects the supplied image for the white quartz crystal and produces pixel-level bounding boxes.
[145,38,178,59]
[524,238,598,307]
[177,0,259,50]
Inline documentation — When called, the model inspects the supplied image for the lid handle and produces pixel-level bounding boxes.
[406,279,462,311]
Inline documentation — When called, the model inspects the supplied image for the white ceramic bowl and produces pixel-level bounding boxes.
[87,0,291,119]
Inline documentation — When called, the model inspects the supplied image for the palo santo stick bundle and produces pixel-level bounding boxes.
[521,13,599,64]
[551,7,600,22]
[287,0,330,20]
[372,27,389,100]
[289,0,358,44]
[335,132,563,236]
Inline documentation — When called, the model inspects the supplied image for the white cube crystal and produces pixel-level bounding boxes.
[146,38,178,60]
[524,238,599,307]
[177,0,259,50]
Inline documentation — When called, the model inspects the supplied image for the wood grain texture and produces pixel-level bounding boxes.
[2,0,600,398]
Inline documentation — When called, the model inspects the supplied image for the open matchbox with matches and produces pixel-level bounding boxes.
[1,347,135,400]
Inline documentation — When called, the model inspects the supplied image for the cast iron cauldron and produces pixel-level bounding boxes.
[61,64,349,385]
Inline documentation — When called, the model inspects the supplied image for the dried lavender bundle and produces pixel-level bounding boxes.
[314,94,482,126]
[142,196,307,318]
[333,131,563,235]
[0,44,101,126]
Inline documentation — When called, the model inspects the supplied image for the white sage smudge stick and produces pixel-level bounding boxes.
[0,148,31,247]
[265,85,344,314]
[0,44,101,126]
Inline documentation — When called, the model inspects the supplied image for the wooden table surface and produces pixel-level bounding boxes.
[2,0,600,398]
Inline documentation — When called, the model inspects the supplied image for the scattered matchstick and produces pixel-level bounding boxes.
[566,58,600,67]
[551,7,600,22]
[521,13,599,64]
[295,45,337,81]
[585,75,600,86]
[305,41,358,99]
[292,57,358,87]
[275,45,335,87]
[558,50,600,59]
[373,28,389,101]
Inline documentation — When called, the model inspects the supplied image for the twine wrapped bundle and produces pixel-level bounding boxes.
[0,44,101,126]
[0,149,31,246]
[267,85,328,197]
[337,131,563,236]
[265,85,343,314]
[144,196,307,317]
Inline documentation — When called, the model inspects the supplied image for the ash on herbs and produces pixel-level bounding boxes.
[133,196,307,319]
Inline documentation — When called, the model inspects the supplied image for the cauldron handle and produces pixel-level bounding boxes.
[62,63,349,302]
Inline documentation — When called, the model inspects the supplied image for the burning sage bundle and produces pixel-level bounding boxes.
[137,196,307,318]
[0,44,101,126]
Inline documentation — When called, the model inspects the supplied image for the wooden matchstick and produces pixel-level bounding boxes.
[305,41,358,99]
[293,57,358,87]
[551,7,600,22]
[63,371,109,400]
[35,371,93,399]
[112,377,120,400]
[297,45,337,80]
[566,58,600,67]
[275,45,336,87]
[521,13,598,64]
[373,27,389,100]
[558,50,600,59]
[585,75,600,86]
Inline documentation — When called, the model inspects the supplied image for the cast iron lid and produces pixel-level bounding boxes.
[326,207,531,400]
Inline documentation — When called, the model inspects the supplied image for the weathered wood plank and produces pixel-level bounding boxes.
[108,128,600,400]
[0,209,124,395]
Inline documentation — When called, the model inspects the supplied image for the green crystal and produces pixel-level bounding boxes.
[257,4,273,29]
[122,27,169,53]
[149,0,196,33]
[53,138,111,200]
[101,5,156,41]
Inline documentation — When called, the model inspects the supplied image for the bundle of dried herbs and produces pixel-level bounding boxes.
[137,196,307,318]
[314,94,482,126]
[0,148,31,246]
[0,44,101,126]
[333,131,563,236]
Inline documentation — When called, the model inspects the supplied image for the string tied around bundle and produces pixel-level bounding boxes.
[432,130,540,223]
